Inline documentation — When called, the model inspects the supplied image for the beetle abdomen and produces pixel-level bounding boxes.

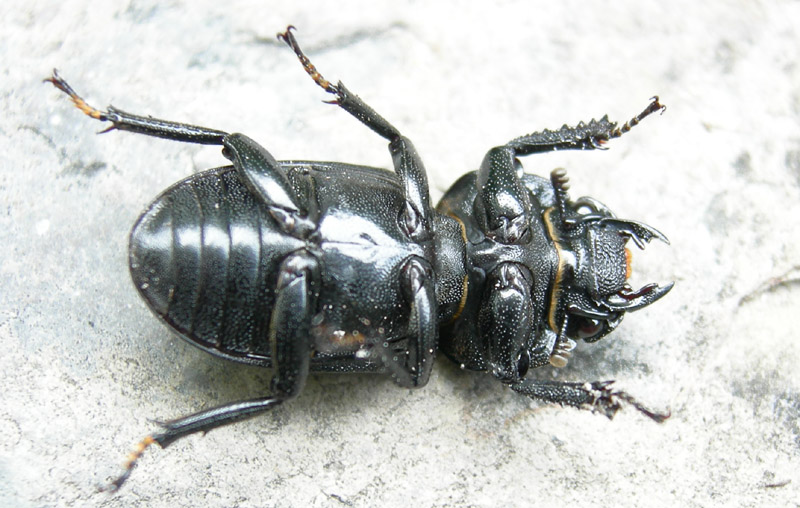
[129,166,301,365]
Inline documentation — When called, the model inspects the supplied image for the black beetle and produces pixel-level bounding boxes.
[47,26,673,491]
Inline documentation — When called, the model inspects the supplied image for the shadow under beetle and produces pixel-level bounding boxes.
[47,26,673,491]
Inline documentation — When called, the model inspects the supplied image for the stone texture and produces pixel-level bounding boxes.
[1,1,798,506]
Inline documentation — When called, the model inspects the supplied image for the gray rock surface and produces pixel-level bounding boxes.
[1,1,798,506]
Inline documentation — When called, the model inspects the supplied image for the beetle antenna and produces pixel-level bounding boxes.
[550,168,576,229]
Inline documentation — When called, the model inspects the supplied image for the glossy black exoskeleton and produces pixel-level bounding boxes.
[47,27,673,491]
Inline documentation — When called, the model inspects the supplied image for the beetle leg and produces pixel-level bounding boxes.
[268,250,319,397]
[103,397,284,492]
[390,136,434,242]
[382,257,437,388]
[104,251,319,492]
[474,146,533,244]
[277,26,434,242]
[277,26,400,141]
[480,263,536,381]
[45,70,227,145]
[509,378,670,423]
[505,97,665,155]
[221,133,318,237]
[473,98,665,244]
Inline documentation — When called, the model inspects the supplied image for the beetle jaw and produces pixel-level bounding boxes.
[603,280,674,312]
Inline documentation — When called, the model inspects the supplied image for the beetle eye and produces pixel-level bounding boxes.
[515,349,530,378]
[568,317,603,340]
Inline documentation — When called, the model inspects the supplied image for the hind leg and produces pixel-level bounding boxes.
[46,70,227,144]
[105,250,320,491]
[47,71,317,238]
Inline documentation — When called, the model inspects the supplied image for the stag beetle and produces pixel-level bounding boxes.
[46,26,673,491]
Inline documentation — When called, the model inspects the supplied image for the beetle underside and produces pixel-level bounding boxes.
[46,26,672,492]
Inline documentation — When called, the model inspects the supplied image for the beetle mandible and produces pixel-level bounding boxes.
[46,26,673,491]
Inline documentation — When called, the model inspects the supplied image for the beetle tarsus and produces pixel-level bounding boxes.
[45,69,109,121]
[613,389,671,423]
[609,96,665,139]
[99,435,158,493]
[586,380,670,423]
[277,25,341,97]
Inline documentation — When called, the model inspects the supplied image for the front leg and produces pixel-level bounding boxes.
[473,97,665,244]
[506,97,665,155]
[474,146,533,244]
[510,378,670,423]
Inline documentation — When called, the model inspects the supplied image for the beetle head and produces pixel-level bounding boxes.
[536,170,673,368]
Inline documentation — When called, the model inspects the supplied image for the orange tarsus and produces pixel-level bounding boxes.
[99,435,158,493]
[276,25,338,96]
[45,70,109,121]
[609,96,665,139]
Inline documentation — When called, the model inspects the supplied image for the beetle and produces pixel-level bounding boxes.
[47,26,673,491]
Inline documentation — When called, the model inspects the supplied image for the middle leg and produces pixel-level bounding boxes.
[277,26,434,242]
